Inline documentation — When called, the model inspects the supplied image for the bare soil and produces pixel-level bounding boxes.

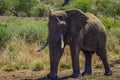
[0,64,120,80]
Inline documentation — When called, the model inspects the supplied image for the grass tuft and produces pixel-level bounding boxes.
[31,59,45,71]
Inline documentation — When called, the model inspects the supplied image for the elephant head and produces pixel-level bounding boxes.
[38,9,88,52]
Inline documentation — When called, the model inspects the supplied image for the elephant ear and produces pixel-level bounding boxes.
[65,9,88,20]
[65,9,89,27]
[65,9,89,37]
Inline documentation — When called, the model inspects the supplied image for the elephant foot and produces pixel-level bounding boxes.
[82,72,92,76]
[47,73,58,80]
[70,71,81,78]
[104,71,112,76]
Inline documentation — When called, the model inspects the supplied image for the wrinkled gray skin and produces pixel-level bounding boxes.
[38,9,112,80]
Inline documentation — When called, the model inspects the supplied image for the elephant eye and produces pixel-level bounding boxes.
[58,16,63,20]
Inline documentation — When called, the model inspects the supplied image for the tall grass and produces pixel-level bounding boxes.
[0,16,48,45]
[0,17,49,71]
[107,29,120,62]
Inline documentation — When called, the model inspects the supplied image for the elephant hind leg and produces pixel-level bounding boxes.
[96,47,112,76]
[82,51,94,76]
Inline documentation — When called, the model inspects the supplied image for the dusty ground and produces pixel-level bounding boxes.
[0,64,120,80]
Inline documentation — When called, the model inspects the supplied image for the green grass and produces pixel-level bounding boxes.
[0,16,48,45]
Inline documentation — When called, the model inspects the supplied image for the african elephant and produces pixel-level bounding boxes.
[38,9,112,80]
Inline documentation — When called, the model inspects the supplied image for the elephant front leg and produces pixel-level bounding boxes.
[70,45,81,78]
[47,46,64,80]
[47,60,59,80]
[82,51,93,76]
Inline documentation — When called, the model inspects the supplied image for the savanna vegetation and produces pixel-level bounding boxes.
[0,0,120,79]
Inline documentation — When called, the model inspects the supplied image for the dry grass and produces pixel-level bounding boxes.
[0,34,120,80]
[0,37,50,71]
[0,37,119,71]
[1,27,120,72]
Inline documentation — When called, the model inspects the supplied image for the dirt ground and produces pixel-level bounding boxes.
[0,64,120,80]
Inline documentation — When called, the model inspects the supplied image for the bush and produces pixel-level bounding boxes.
[30,3,49,17]
[60,0,94,12]
[98,15,120,29]
[0,23,11,45]
[0,17,48,45]
[12,0,39,17]
[0,0,10,15]
[96,0,120,16]
[16,19,48,43]
[0,0,50,17]
[60,0,120,16]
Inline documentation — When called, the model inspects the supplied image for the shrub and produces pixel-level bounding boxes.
[60,0,94,12]
[98,15,120,29]
[0,0,10,15]
[96,0,120,16]
[0,0,50,17]
[30,3,49,17]
[0,23,11,45]
[17,19,48,43]
[13,0,39,17]
[5,17,48,44]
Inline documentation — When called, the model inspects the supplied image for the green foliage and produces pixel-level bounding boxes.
[97,0,120,16]
[15,19,48,43]
[60,0,94,12]
[30,3,49,17]
[0,17,48,45]
[109,29,120,44]
[60,0,120,16]
[0,0,120,17]
[14,0,38,17]
[98,15,120,29]
[0,0,12,15]
[0,0,50,17]
[0,23,11,45]
[71,0,94,12]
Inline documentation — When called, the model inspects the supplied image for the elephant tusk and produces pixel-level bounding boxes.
[49,9,53,14]
[60,35,64,48]
[50,9,53,12]
[37,41,48,52]
[56,17,61,23]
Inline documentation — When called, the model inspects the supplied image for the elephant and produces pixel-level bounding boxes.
[38,9,112,80]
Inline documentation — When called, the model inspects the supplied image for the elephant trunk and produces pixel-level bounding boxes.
[37,41,48,52]
[37,34,64,52]
[56,17,65,49]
